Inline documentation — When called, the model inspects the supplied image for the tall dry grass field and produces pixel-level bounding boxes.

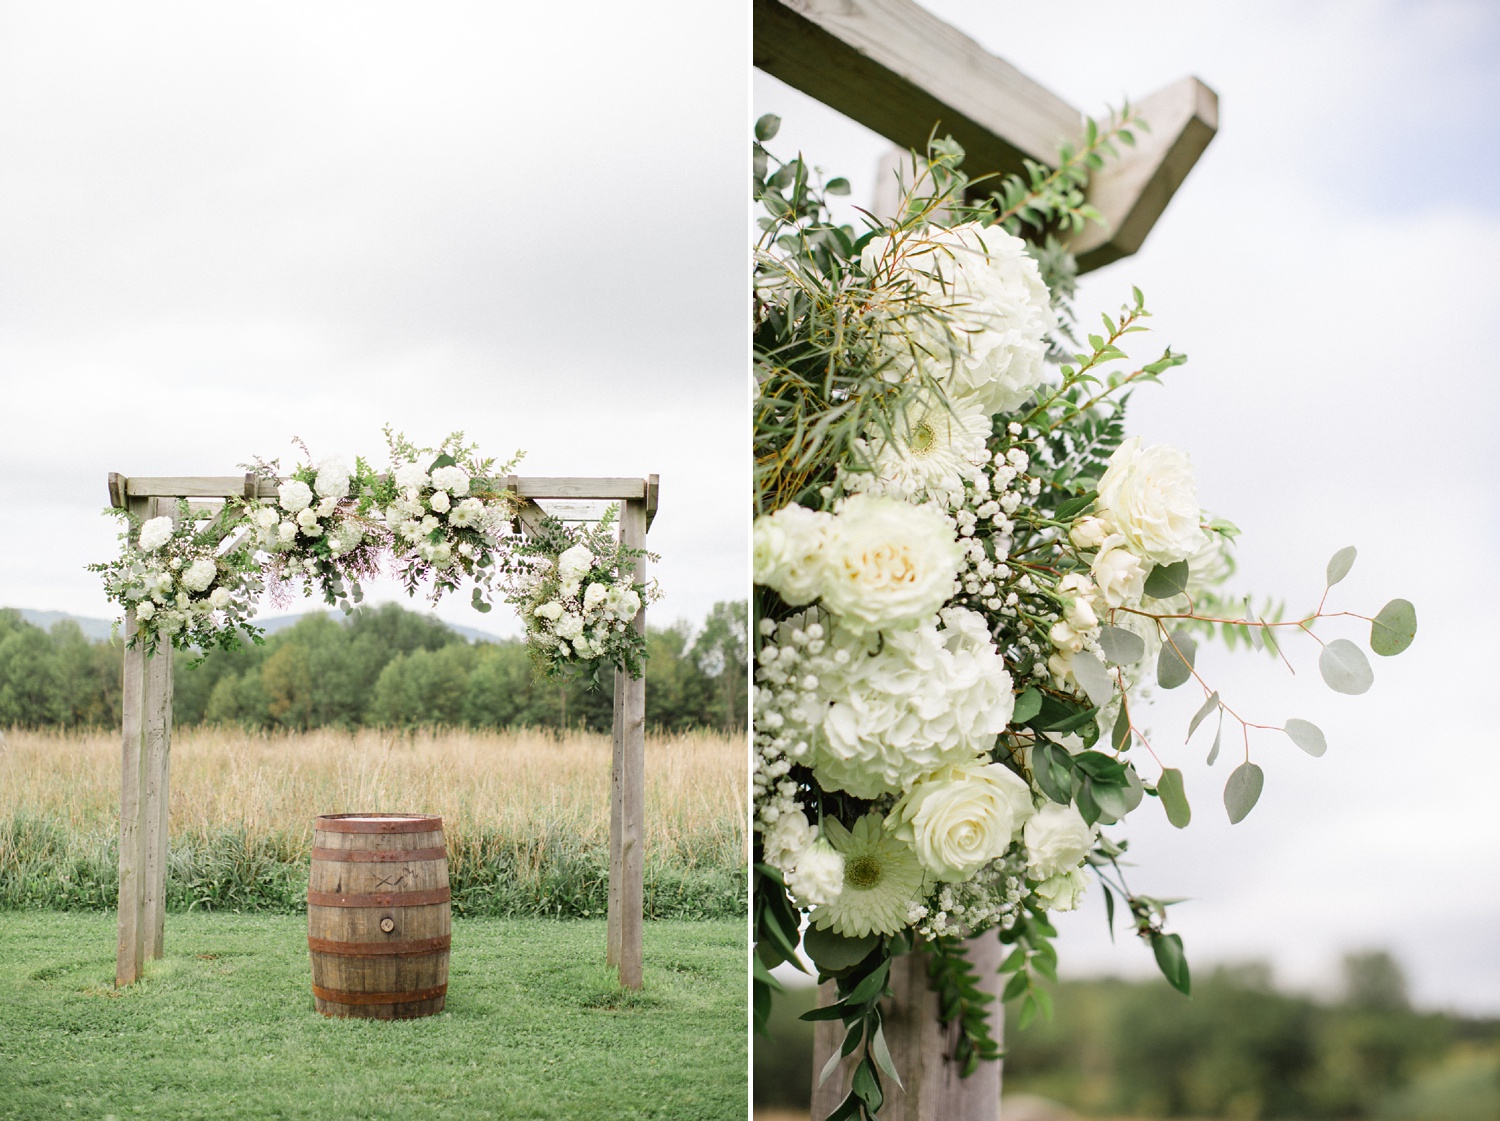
[0,727,746,918]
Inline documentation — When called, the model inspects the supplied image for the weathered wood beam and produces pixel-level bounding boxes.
[112,475,649,504]
[755,0,1076,178]
[755,0,1218,272]
[1070,76,1218,272]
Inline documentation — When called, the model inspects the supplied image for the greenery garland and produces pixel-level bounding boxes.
[91,429,659,682]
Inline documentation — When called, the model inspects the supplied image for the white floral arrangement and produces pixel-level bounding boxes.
[752,119,1417,1117]
[505,506,659,687]
[93,429,657,682]
[89,503,264,656]
[369,428,520,613]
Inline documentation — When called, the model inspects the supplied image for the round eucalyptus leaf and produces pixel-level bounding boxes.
[1224,761,1264,824]
[1099,625,1146,665]
[1325,546,1357,586]
[1071,651,1116,709]
[1157,768,1191,828]
[1319,638,1373,695]
[1370,598,1417,656]
[1283,718,1327,757]
[755,114,782,142]
[1156,627,1197,690]
[802,925,878,973]
[1143,560,1190,600]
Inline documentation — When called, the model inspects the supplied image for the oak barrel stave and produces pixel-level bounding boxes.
[308,813,451,1019]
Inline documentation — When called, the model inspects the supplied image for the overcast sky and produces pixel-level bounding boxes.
[0,1,748,636]
[758,0,1500,1015]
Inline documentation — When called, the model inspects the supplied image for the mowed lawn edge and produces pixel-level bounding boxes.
[0,912,748,1121]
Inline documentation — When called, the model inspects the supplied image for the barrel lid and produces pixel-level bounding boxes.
[315,813,443,834]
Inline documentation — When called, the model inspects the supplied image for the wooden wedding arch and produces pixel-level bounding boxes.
[757,1,1219,1117]
[106,471,659,991]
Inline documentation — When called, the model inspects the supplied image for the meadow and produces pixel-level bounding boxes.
[0,725,746,919]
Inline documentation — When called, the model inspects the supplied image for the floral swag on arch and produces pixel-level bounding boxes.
[750,115,1418,1119]
[90,428,658,683]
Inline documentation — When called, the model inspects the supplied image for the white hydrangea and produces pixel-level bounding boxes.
[554,612,585,641]
[138,517,174,553]
[314,457,350,499]
[761,807,817,872]
[1094,437,1206,566]
[558,544,594,584]
[180,557,217,593]
[431,465,470,496]
[393,462,428,491]
[807,607,1015,798]
[278,480,313,513]
[860,221,1056,416]
[818,494,963,636]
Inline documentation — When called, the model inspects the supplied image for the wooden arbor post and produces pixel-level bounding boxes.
[507,475,659,990]
[107,472,659,992]
[755,1,1218,1115]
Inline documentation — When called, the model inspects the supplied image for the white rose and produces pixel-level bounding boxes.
[786,839,845,909]
[253,507,278,530]
[296,508,319,529]
[1095,437,1207,566]
[1023,802,1096,881]
[209,587,231,609]
[428,542,453,568]
[614,589,641,621]
[761,808,817,873]
[1056,573,1100,632]
[1068,515,1108,550]
[819,494,963,635]
[393,462,428,491]
[420,515,439,533]
[558,544,594,584]
[429,489,451,513]
[138,517,174,553]
[1048,619,1087,655]
[278,479,313,513]
[431,465,470,495]
[135,600,156,621]
[314,457,350,499]
[886,761,1035,882]
[861,221,1056,415]
[582,583,609,612]
[555,612,585,640]
[316,495,340,518]
[180,557,217,593]
[534,601,564,622]
[1033,867,1091,912]
[753,504,836,606]
[1091,538,1147,608]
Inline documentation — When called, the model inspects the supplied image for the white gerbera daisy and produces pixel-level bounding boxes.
[809,814,926,938]
[869,390,991,503]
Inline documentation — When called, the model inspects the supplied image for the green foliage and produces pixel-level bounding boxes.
[0,812,744,920]
[0,601,746,734]
[929,938,1001,1075]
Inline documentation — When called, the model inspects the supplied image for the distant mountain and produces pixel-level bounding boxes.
[10,607,509,646]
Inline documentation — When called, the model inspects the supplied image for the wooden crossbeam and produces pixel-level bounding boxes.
[110,475,649,505]
[754,0,1218,272]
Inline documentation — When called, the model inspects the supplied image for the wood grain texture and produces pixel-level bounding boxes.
[615,497,648,990]
[115,597,146,987]
[755,0,1077,179]
[607,668,624,969]
[1071,76,1219,271]
[812,937,1006,1121]
[140,617,173,962]
[307,818,450,1020]
[119,475,648,500]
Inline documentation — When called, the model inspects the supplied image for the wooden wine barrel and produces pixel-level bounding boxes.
[307,813,451,1019]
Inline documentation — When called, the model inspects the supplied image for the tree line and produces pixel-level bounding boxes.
[0,601,747,733]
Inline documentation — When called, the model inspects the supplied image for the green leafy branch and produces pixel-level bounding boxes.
[998,905,1060,1028]
[927,937,1002,1075]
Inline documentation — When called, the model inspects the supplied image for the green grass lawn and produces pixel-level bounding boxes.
[0,912,747,1121]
